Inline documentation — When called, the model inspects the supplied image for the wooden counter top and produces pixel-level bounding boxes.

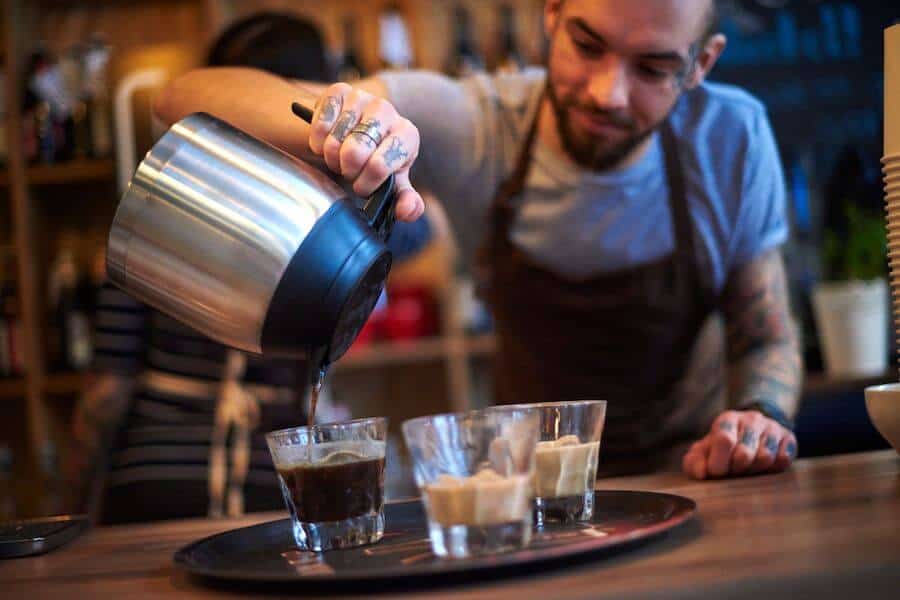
[3,450,898,599]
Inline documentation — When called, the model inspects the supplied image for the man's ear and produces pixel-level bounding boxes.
[687,33,727,88]
[544,0,564,38]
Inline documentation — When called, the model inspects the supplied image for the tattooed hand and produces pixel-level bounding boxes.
[681,410,797,480]
[306,82,423,222]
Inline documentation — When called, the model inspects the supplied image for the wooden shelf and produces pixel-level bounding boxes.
[335,337,448,371]
[43,371,87,395]
[0,335,495,400]
[332,334,498,372]
[464,333,496,357]
[0,377,26,399]
[803,370,897,395]
[0,159,115,186]
[0,372,87,399]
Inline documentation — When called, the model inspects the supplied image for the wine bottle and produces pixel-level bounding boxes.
[379,4,414,70]
[446,4,484,78]
[338,17,366,81]
[83,36,112,158]
[496,4,524,73]
[0,273,23,376]
[39,441,64,516]
[49,244,93,372]
[0,445,15,520]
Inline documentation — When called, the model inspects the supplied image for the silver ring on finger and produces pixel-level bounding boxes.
[331,110,362,142]
[350,119,384,147]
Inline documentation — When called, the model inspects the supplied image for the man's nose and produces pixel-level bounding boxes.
[587,55,629,111]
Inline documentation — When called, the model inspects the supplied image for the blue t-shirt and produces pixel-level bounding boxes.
[382,69,789,292]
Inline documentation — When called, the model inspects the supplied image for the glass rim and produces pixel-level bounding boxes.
[401,406,542,435]
[265,416,388,441]
[400,411,472,433]
[487,400,607,411]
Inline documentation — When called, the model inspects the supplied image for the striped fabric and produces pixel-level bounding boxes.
[94,283,303,524]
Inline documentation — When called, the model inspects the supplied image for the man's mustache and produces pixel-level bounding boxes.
[567,105,636,130]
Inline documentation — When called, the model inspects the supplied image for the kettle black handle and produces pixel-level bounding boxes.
[292,101,396,242]
[363,174,396,242]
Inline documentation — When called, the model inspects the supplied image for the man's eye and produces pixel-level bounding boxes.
[638,64,668,79]
[572,38,603,57]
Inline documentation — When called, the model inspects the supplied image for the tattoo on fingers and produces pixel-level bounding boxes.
[740,429,758,448]
[353,132,377,148]
[332,110,358,142]
[383,136,409,168]
[319,96,341,124]
[785,441,797,458]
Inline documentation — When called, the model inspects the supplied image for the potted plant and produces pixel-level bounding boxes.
[812,202,889,377]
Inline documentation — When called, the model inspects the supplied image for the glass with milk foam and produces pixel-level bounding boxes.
[491,401,606,526]
[402,408,540,558]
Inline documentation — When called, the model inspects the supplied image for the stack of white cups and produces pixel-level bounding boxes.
[865,23,900,453]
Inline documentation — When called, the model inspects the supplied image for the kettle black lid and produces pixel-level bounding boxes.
[260,198,392,364]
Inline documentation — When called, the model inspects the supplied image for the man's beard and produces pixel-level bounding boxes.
[546,83,662,172]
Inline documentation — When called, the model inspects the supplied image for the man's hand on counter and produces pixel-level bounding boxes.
[307,82,424,222]
[681,410,797,480]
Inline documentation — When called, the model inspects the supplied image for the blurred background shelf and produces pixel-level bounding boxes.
[335,337,449,371]
[803,370,896,395]
[42,372,87,396]
[0,372,87,399]
[0,378,26,399]
[0,159,116,186]
[333,333,497,372]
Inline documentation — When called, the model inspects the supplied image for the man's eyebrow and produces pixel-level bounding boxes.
[568,17,688,66]
[639,50,687,66]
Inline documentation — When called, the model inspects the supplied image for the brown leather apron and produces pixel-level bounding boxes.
[479,104,720,476]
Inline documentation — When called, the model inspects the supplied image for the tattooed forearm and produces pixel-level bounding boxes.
[724,250,794,356]
[722,250,802,418]
[383,136,409,168]
[332,110,357,141]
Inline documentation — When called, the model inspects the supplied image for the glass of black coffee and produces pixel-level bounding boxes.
[265,417,387,552]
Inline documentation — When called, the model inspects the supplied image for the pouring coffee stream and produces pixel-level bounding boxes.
[107,100,398,425]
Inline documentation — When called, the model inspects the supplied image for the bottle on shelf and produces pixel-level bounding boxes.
[495,4,524,74]
[0,56,7,168]
[446,4,485,78]
[48,240,93,372]
[0,445,15,521]
[338,16,366,82]
[83,35,113,159]
[23,44,52,164]
[0,263,24,378]
[38,441,64,516]
[379,4,415,70]
[60,44,91,160]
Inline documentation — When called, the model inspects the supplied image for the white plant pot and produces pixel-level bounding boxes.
[812,278,889,377]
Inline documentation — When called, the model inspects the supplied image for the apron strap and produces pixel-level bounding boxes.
[659,123,696,262]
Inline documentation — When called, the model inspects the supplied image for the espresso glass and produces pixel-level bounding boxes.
[266,417,387,552]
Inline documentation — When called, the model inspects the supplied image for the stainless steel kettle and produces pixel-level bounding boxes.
[107,111,396,369]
